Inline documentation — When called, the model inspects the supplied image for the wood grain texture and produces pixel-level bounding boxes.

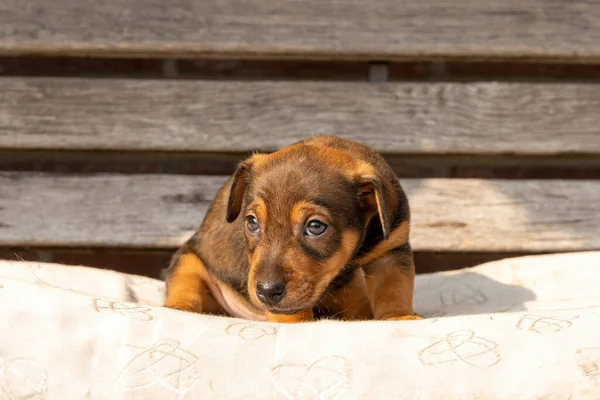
[1,78,600,155]
[1,0,600,61]
[1,172,598,252]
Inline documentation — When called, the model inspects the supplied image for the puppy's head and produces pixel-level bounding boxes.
[225,144,397,314]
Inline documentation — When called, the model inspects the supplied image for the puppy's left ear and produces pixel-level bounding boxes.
[355,168,397,240]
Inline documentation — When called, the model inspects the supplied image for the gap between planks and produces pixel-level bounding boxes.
[5,57,600,81]
[1,150,600,179]
[0,246,551,278]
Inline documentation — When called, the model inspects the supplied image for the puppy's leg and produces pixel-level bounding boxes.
[362,244,421,321]
[318,269,373,320]
[164,251,209,313]
[266,309,314,323]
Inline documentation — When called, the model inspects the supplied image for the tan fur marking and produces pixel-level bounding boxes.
[165,253,266,319]
[164,253,210,312]
[388,315,423,321]
[357,220,410,266]
[251,198,268,226]
[318,269,373,320]
[289,200,331,230]
[247,247,265,307]
[290,200,312,227]
[373,188,388,235]
[363,252,416,320]
[266,309,314,323]
[322,230,359,282]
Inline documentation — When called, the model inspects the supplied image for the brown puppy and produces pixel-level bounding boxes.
[164,136,420,323]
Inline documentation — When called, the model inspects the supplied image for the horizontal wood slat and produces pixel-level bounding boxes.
[1,78,600,155]
[1,1,600,61]
[1,172,598,252]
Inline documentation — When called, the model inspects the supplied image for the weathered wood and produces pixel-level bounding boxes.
[1,78,600,155]
[1,172,598,252]
[1,0,600,61]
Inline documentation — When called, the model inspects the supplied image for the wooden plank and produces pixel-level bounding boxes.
[2,0,600,61]
[1,172,598,252]
[1,78,600,155]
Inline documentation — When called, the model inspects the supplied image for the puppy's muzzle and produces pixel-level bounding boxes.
[256,280,286,306]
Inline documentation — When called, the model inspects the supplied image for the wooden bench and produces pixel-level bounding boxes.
[1,0,599,278]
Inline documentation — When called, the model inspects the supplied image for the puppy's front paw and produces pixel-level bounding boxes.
[164,300,201,313]
[266,309,314,323]
[387,314,423,321]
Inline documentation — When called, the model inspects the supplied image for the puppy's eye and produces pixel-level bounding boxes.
[246,216,260,233]
[305,220,327,236]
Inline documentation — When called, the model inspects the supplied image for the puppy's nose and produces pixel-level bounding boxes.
[256,280,286,305]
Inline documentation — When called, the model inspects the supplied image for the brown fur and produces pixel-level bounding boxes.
[164,135,420,322]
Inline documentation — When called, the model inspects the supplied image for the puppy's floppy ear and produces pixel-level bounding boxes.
[226,160,252,223]
[354,166,397,240]
[226,153,267,223]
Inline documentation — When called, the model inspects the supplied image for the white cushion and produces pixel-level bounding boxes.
[0,252,599,399]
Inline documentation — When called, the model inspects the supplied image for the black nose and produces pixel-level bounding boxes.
[256,280,286,305]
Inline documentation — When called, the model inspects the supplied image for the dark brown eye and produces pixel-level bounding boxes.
[305,220,327,236]
[246,215,260,233]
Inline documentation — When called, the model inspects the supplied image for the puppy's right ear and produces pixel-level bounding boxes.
[226,154,268,223]
[226,160,252,223]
